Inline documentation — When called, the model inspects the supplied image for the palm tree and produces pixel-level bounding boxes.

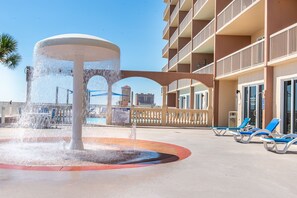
[0,33,21,69]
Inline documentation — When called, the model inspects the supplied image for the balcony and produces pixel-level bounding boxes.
[178,41,192,63]
[162,63,169,72]
[178,79,191,89]
[193,0,215,20]
[162,42,169,58]
[179,8,192,37]
[217,0,264,35]
[193,19,215,53]
[269,23,297,65]
[216,39,265,78]
[180,0,192,11]
[163,3,170,21]
[170,28,179,48]
[193,62,214,74]
[168,80,178,92]
[169,54,178,71]
[163,22,170,39]
[170,1,180,26]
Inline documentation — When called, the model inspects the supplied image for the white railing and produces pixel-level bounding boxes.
[216,39,264,77]
[194,0,208,16]
[217,0,258,30]
[193,62,214,74]
[162,64,169,72]
[162,42,169,55]
[130,107,211,127]
[179,9,193,33]
[180,0,186,7]
[178,79,191,89]
[170,28,179,46]
[166,108,210,126]
[170,1,180,23]
[163,23,169,36]
[270,23,297,61]
[169,54,178,68]
[168,81,178,92]
[178,41,192,61]
[193,19,215,49]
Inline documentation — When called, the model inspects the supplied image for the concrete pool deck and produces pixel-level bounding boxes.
[0,126,297,198]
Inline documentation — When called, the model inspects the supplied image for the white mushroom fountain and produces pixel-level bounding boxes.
[34,34,120,150]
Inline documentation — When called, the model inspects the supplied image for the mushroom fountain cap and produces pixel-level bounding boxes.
[34,34,120,62]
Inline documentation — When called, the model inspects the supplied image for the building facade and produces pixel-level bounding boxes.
[162,0,297,134]
[120,85,131,107]
[135,93,155,106]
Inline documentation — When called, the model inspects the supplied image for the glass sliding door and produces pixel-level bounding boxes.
[294,80,297,134]
[243,84,264,128]
[284,81,291,134]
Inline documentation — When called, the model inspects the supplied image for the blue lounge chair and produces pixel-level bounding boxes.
[260,134,297,154]
[211,118,250,136]
[230,118,280,143]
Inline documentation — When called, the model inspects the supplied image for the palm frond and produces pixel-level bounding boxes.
[3,53,21,69]
[0,33,18,57]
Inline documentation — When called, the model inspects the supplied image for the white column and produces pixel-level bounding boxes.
[1,107,5,124]
[69,58,84,150]
[106,83,112,125]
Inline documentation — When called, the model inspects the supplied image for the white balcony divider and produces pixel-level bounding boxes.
[168,81,178,92]
[216,39,264,77]
[217,0,257,30]
[270,22,297,61]
[180,0,186,7]
[169,54,178,68]
[170,28,179,46]
[163,23,169,36]
[179,9,193,33]
[194,0,207,16]
[193,62,214,74]
[162,42,169,55]
[178,41,192,61]
[193,19,215,49]
[178,79,191,89]
[170,1,180,23]
[162,64,169,72]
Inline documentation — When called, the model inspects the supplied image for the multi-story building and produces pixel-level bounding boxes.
[120,85,131,107]
[162,0,297,134]
[135,93,155,106]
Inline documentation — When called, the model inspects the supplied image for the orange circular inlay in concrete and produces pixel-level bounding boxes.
[0,137,191,171]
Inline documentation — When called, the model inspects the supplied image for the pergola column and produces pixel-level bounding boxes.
[190,86,194,109]
[263,66,273,128]
[162,86,168,126]
[106,83,113,125]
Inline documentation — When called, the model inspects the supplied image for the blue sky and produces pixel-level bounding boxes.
[0,0,166,105]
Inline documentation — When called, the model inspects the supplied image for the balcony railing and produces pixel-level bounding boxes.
[170,1,180,23]
[162,64,169,72]
[193,19,215,49]
[169,54,178,68]
[194,0,208,16]
[180,0,186,7]
[178,79,191,89]
[162,42,169,55]
[168,81,178,92]
[216,39,264,77]
[178,41,192,61]
[179,9,193,33]
[163,23,169,36]
[270,23,297,61]
[217,0,258,30]
[170,28,179,46]
[193,62,214,74]
[164,3,170,19]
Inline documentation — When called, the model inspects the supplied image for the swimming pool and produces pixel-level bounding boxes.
[86,117,106,125]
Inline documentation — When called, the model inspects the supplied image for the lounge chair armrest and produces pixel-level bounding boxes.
[252,129,272,136]
[281,134,297,139]
[249,128,260,132]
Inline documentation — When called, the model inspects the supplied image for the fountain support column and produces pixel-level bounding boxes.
[106,83,112,125]
[69,57,84,150]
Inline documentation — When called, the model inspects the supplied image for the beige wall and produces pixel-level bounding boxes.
[251,29,264,43]
[274,62,297,133]
[237,70,264,125]
[218,80,237,126]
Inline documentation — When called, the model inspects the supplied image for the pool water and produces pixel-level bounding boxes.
[86,117,106,125]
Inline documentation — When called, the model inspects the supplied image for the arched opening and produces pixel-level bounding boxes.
[86,75,108,125]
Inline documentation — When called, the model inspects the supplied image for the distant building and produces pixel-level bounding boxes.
[135,93,154,106]
[120,85,131,107]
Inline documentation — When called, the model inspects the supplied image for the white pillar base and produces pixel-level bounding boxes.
[69,139,84,150]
